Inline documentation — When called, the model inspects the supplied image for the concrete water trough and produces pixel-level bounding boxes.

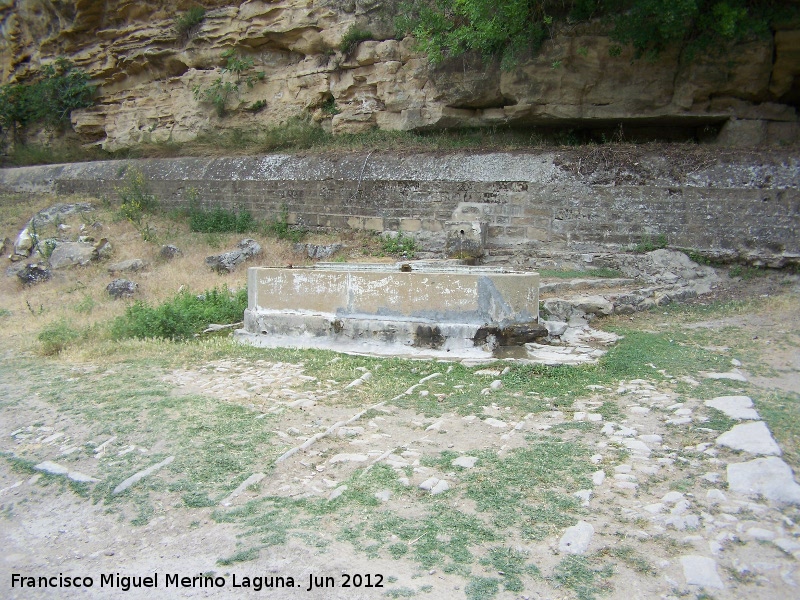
[236,262,543,359]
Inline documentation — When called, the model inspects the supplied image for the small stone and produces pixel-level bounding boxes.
[107,259,146,273]
[662,491,684,504]
[106,278,138,299]
[638,434,662,444]
[374,490,392,502]
[489,380,503,390]
[706,489,727,503]
[451,456,478,469]
[574,489,592,506]
[159,245,182,260]
[17,263,51,285]
[112,456,174,495]
[483,418,507,428]
[703,370,748,382]
[328,453,368,464]
[680,555,724,589]
[704,396,759,420]
[328,485,348,501]
[614,464,632,474]
[558,521,594,555]
[592,470,606,486]
[745,528,776,541]
[774,538,800,556]
[419,477,440,491]
[430,480,450,495]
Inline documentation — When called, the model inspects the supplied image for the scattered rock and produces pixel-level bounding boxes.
[374,489,392,502]
[16,263,51,285]
[48,242,97,269]
[727,457,800,504]
[716,421,782,456]
[419,477,440,491]
[205,238,262,273]
[703,370,748,382]
[451,456,478,469]
[293,243,344,260]
[219,473,265,506]
[112,456,174,495]
[680,555,724,589]
[430,480,450,495]
[328,453,368,464]
[108,259,146,273]
[159,245,182,260]
[94,238,113,259]
[328,485,348,501]
[106,278,138,299]
[704,396,760,420]
[558,521,594,555]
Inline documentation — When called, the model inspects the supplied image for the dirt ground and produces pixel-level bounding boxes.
[1,220,799,599]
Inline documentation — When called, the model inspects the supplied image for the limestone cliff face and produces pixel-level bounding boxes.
[1,1,797,149]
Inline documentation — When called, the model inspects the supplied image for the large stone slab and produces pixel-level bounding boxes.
[680,555,724,589]
[727,456,800,504]
[716,421,782,455]
[704,396,760,420]
[240,263,540,358]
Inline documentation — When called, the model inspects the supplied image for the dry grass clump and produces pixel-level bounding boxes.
[0,192,303,356]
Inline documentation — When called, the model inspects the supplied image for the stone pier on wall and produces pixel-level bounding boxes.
[0,151,797,266]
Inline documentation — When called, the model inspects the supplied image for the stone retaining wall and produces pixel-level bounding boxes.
[1,151,797,266]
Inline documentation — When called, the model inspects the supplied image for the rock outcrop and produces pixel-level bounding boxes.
[0,1,797,149]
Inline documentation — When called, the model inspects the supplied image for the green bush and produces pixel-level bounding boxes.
[339,24,374,54]
[111,287,248,341]
[395,0,796,68]
[189,205,256,233]
[264,205,306,243]
[116,168,158,224]
[382,232,418,258]
[38,319,82,355]
[192,50,265,117]
[175,6,206,37]
[0,58,95,141]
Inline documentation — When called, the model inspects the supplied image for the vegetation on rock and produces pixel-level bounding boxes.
[192,50,266,117]
[396,0,796,67]
[0,58,95,142]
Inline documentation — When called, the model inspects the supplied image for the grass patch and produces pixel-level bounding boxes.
[111,286,246,341]
[188,205,257,233]
[217,547,261,566]
[551,555,614,600]
[37,319,82,355]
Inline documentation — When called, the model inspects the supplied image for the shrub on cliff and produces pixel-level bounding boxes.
[396,0,797,68]
[0,58,95,142]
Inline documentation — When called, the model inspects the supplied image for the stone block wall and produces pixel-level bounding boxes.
[1,150,797,266]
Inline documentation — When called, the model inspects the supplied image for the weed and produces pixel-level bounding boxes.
[321,97,340,116]
[38,319,82,355]
[189,205,257,233]
[729,264,767,280]
[192,50,265,117]
[116,168,158,224]
[381,232,417,258]
[551,555,614,600]
[111,286,247,341]
[217,547,260,566]
[339,25,374,54]
[74,296,96,314]
[264,204,306,242]
[633,233,668,253]
[465,577,500,600]
[175,6,206,38]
